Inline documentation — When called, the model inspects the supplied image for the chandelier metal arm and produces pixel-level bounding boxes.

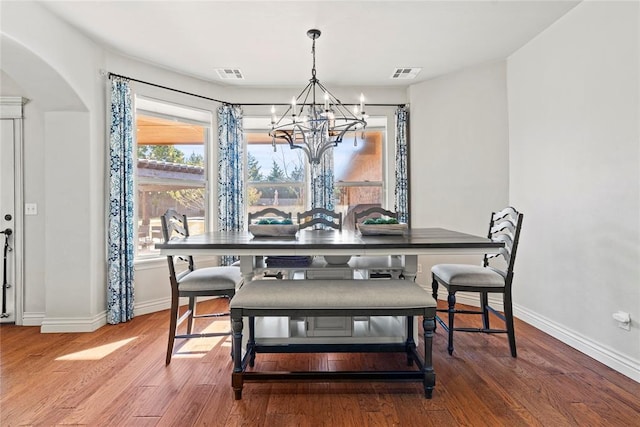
[268,28,368,165]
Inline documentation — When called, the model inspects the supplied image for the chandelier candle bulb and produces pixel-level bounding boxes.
[360,93,365,114]
[324,92,329,110]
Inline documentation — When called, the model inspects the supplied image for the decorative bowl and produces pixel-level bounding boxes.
[249,224,299,237]
[323,255,352,265]
[357,223,408,236]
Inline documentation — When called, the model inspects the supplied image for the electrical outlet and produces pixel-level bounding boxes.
[613,311,631,331]
[417,264,422,273]
[25,203,38,215]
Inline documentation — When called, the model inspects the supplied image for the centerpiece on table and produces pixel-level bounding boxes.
[357,217,408,236]
[248,217,299,237]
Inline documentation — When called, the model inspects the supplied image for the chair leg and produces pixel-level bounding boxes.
[480,291,490,330]
[431,275,439,301]
[166,293,180,365]
[504,290,517,357]
[447,292,456,355]
[187,296,196,334]
[431,276,439,331]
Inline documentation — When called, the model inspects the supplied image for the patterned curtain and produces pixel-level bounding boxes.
[394,106,410,224]
[311,147,335,211]
[217,105,244,265]
[107,77,135,324]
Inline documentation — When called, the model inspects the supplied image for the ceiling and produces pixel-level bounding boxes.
[40,1,580,88]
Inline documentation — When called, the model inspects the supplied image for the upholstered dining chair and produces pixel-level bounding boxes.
[353,206,397,225]
[353,206,403,279]
[248,207,292,225]
[161,209,243,365]
[431,206,524,357]
[298,208,342,231]
[248,207,293,279]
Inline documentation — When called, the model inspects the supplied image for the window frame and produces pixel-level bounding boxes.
[243,116,389,225]
[133,96,213,260]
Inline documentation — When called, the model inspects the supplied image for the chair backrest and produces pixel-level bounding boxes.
[160,209,195,283]
[484,206,524,280]
[248,208,292,225]
[297,208,342,231]
[354,206,398,224]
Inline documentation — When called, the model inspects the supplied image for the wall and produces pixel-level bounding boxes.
[1,1,102,331]
[507,0,639,380]
[407,61,510,283]
[0,1,407,326]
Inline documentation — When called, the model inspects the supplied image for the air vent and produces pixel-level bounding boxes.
[215,68,244,80]
[390,67,422,80]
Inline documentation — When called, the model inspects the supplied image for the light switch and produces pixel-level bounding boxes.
[25,203,37,215]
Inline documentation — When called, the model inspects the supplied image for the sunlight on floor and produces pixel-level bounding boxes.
[56,337,137,361]
[173,319,231,359]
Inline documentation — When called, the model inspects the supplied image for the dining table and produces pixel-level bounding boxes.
[157,226,504,344]
[156,227,504,283]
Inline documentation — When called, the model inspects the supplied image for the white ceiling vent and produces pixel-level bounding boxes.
[390,67,422,80]
[215,68,244,80]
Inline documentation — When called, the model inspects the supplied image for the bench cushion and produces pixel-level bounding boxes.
[230,279,436,310]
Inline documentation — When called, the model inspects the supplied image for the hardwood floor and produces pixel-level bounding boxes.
[1,298,638,426]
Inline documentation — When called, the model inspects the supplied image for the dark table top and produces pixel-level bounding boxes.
[156,227,502,256]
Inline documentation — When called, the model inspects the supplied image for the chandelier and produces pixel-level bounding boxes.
[269,29,367,164]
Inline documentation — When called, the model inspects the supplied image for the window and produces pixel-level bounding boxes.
[245,116,386,228]
[135,98,211,258]
[334,129,385,229]
[245,132,307,219]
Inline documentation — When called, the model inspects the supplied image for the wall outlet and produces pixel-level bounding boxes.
[613,311,631,331]
[25,203,38,215]
[417,264,422,273]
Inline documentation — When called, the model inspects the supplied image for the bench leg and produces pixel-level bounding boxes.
[423,316,436,399]
[248,316,256,368]
[232,316,244,400]
[406,315,415,366]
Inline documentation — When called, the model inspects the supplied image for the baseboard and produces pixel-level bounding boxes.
[22,312,45,326]
[134,297,171,316]
[435,290,504,311]
[514,304,640,383]
[435,291,639,382]
[40,312,107,333]
[21,298,214,331]
[133,296,219,317]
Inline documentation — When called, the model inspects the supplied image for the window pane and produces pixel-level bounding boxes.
[246,137,305,221]
[334,131,385,229]
[136,112,207,257]
[244,123,386,230]
[334,132,383,182]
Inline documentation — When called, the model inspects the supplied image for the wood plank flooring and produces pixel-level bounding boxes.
[1,298,638,426]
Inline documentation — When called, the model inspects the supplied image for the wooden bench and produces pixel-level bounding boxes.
[230,279,437,399]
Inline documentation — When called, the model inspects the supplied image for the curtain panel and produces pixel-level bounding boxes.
[107,77,135,324]
[217,105,245,265]
[394,106,410,224]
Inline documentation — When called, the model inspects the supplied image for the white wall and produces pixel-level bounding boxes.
[0,1,408,326]
[408,61,510,282]
[508,1,639,380]
[1,1,102,331]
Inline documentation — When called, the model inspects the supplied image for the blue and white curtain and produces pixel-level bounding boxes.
[311,148,335,211]
[217,104,244,265]
[107,77,135,324]
[394,106,409,224]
